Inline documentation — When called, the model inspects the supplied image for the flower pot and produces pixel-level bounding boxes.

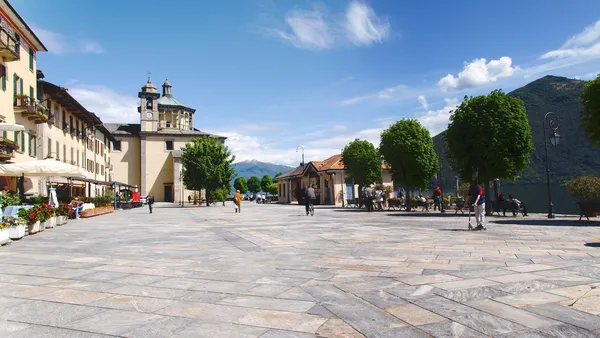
[9,224,25,239]
[28,221,40,234]
[40,220,46,231]
[0,228,9,245]
[46,216,56,228]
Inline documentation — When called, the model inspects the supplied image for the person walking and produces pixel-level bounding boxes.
[305,186,316,215]
[468,183,486,230]
[147,195,155,214]
[365,186,374,212]
[375,186,384,211]
[234,190,242,213]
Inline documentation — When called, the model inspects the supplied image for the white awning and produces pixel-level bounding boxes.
[0,159,86,177]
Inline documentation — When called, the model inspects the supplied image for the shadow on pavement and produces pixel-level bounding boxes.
[439,228,475,232]
[584,242,600,247]
[385,212,466,218]
[492,219,599,227]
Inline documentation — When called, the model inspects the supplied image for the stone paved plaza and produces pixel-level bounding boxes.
[1,203,600,337]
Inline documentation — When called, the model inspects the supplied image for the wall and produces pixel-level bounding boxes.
[110,136,140,190]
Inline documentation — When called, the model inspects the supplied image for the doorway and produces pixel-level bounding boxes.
[164,185,173,202]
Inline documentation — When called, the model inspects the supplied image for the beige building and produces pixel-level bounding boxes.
[107,78,225,203]
[0,0,47,192]
[274,154,394,207]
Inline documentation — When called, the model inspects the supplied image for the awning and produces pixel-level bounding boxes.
[0,159,86,177]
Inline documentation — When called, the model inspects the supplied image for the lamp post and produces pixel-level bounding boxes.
[179,169,184,207]
[296,145,305,165]
[543,112,560,219]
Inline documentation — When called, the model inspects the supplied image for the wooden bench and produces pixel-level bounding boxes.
[387,199,403,210]
[493,200,525,216]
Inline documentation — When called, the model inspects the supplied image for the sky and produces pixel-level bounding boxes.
[12,0,600,167]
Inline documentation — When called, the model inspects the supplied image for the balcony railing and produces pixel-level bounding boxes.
[0,137,18,161]
[0,22,20,62]
[13,96,49,124]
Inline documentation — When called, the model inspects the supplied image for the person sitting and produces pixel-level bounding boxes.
[419,195,429,212]
[508,194,528,216]
[71,197,84,219]
[497,193,506,202]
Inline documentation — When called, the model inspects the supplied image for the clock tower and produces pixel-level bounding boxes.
[138,77,160,132]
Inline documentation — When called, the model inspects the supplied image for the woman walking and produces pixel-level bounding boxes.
[234,190,242,213]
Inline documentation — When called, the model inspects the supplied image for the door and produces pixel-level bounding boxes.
[164,185,173,202]
[324,180,331,205]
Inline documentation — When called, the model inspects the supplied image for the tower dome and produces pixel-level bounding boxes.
[162,79,172,96]
[142,77,158,94]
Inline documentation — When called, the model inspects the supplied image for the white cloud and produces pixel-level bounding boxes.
[273,7,335,50]
[438,57,519,92]
[267,1,389,50]
[418,95,428,109]
[331,124,348,132]
[68,84,138,123]
[32,26,104,54]
[542,20,600,60]
[417,98,460,137]
[340,85,409,105]
[345,1,390,46]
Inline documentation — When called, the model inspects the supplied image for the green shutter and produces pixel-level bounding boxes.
[1,65,5,91]
[22,132,26,154]
[34,136,37,157]
[12,73,16,97]
[19,78,23,96]
[29,48,33,70]
[2,131,6,138]
[29,86,33,101]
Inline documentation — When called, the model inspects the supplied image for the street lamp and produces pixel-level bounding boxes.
[543,112,560,219]
[296,145,305,165]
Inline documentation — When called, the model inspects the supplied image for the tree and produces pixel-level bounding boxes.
[234,177,248,194]
[274,172,283,178]
[445,90,533,213]
[247,176,261,193]
[341,139,382,187]
[181,137,236,206]
[379,119,439,211]
[580,73,600,145]
[261,174,273,193]
[267,183,278,196]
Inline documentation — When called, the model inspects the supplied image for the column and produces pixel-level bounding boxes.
[173,158,183,204]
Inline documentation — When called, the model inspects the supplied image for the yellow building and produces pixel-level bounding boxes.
[107,78,225,203]
[37,76,114,197]
[0,0,47,192]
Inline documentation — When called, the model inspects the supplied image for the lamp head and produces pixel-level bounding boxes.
[550,131,560,147]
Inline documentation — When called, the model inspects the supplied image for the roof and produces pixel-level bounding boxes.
[157,96,196,113]
[274,153,390,181]
[1,0,47,51]
[104,123,141,136]
[104,123,226,140]
[39,80,114,141]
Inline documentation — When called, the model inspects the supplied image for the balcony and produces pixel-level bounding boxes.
[14,95,49,124]
[0,23,20,62]
[0,137,18,161]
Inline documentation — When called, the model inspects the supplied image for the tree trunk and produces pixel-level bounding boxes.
[406,186,412,211]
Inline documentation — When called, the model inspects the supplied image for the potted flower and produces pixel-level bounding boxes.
[193,191,200,205]
[7,216,25,240]
[15,94,29,107]
[42,203,56,228]
[18,207,40,234]
[56,203,70,225]
[442,196,450,210]
[565,176,600,218]
[0,221,9,245]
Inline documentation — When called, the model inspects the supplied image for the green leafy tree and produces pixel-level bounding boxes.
[380,119,439,211]
[261,174,273,193]
[181,137,236,206]
[445,90,534,213]
[341,139,382,187]
[234,177,248,194]
[580,73,600,145]
[207,187,228,205]
[267,183,278,196]
[247,176,261,193]
[274,172,283,178]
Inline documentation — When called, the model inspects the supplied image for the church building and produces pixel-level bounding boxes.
[106,78,225,203]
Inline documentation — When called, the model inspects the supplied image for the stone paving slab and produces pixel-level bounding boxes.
[1,203,600,337]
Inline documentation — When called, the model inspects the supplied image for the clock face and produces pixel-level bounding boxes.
[146,112,153,119]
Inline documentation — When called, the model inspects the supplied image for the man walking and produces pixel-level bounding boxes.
[148,195,155,214]
[234,190,242,213]
[365,186,374,212]
[468,183,486,230]
[305,186,316,215]
[433,186,442,211]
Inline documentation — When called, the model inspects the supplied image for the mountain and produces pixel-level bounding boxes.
[231,160,293,181]
[433,75,600,190]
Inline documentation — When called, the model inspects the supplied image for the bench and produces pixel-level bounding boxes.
[387,199,403,210]
[346,199,357,208]
[454,200,472,214]
[493,200,525,216]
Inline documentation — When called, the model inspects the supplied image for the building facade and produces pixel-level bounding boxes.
[107,78,225,203]
[274,154,394,207]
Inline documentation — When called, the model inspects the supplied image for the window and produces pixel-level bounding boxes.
[28,134,34,157]
[82,152,85,169]
[165,140,174,151]
[14,33,20,56]
[69,116,73,134]
[101,165,104,175]
[63,144,66,162]
[70,147,74,164]
[28,47,33,71]
[21,131,25,153]
[1,65,6,91]
[56,141,60,160]
[76,120,79,136]
[96,163,99,174]
[47,138,51,158]
[113,140,121,151]
[62,111,66,130]
[77,150,79,166]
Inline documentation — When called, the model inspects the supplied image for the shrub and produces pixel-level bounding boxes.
[0,192,20,207]
[564,176,600,202]
[18,206,40,225]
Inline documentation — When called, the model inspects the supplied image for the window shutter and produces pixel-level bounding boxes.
[29,86,33,100]
[22,132,26,154]
[1,65,6,91]
[12,73,16,96]
[29,47,33,70]
[19,78,23,96]
[33,136,37,157]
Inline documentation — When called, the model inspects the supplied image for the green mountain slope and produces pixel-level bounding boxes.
[434,75,600,190]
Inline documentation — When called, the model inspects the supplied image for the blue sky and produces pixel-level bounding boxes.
[12,0,600,166]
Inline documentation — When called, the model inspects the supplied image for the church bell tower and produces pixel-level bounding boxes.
[138,77,160,132]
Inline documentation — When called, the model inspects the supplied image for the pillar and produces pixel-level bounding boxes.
[173,158,183,204]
